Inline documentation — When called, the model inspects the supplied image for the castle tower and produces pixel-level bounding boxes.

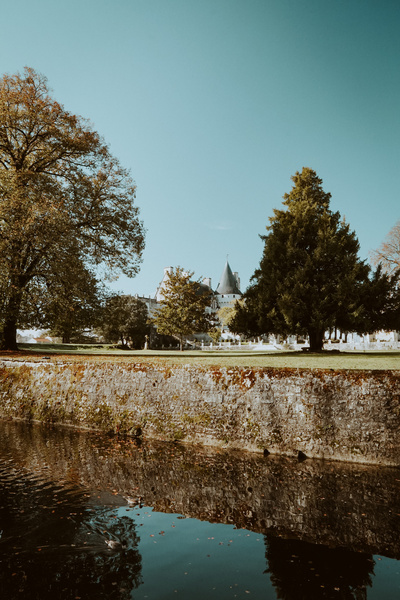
[215,260,242,307]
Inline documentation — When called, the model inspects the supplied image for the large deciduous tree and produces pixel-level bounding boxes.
[238,168,371,352]
[152,267,213,351]
[0,67,145,349]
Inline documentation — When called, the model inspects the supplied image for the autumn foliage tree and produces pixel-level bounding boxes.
[152,267,214,350]
[0,68,145,349]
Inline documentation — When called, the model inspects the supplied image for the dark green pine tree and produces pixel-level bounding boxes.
[242,168,370,351]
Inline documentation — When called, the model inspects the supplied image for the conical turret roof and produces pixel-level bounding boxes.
[216,261,241,295]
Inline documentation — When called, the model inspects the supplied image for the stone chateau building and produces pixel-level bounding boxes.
[137,260,242,319]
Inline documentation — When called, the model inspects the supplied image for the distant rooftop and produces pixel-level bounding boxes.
[215,260,241,295]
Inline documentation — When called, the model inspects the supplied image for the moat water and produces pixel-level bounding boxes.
[0,419,399,599]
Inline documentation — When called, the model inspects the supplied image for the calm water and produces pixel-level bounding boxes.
[0,421,400,599]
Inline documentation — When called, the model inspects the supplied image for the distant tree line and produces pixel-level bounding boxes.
[100,295,150,349]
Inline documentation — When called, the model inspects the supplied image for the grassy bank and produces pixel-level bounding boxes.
[0,343,398,370]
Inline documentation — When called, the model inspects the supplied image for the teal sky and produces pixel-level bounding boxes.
[1,0,399,295]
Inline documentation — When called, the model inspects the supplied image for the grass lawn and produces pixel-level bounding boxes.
[0,343,399,371]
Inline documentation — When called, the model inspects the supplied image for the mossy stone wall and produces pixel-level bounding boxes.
[0,359,399,465]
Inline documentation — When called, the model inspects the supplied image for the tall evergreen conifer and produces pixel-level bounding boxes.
[240,168,370,351]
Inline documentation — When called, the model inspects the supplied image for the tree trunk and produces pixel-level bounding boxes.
[1,318,18,350]
[308,329,324,352]
[1,287,23,350]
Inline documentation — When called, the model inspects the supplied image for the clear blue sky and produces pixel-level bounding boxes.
[1,0,399,296]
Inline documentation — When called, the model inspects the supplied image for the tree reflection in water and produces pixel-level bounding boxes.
[0,462,142,598]
[265,535,374,600]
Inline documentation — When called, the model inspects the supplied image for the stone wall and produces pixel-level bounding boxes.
[0,359,399,466]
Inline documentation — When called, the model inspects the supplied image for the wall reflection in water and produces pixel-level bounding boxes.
[0,420,399,598]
